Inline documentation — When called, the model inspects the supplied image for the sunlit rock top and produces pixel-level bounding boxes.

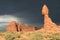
[42,4,49,15]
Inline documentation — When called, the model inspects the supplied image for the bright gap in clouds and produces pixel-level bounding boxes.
[0,15,20,26]
[0,15,28,27]
[0,15,28,31]
[0,15,19,22]
[0,15,20,31]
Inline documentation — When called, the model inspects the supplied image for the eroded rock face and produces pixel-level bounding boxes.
[20,24,35,31]
[7,21,37,32]
[42,4,57,30]
[7,21,18,32]
[44,15,57,29]
[19,23,27,31]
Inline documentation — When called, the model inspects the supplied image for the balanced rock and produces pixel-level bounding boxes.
[42,4,57,30]
[42,4,48,15]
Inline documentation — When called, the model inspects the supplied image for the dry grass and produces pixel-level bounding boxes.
[0,31,60,40]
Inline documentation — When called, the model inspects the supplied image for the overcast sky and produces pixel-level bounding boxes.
[0,0,60,27]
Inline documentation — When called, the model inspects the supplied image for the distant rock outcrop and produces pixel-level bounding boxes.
[17,23,35,31]
[7,21,38,32]
[7,21,18,32]
[25,26,35,31]
[20,23,27,30]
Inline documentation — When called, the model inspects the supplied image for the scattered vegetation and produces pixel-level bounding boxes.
[0,31,60,40]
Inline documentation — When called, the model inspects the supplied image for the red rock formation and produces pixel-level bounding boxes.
[37,4,60,34]
[20,23,27,31]
[17,23,26,31]
[42,4,48,15]
[7,21,18,32]
[20,24,35,31]
[42,4,57,30]
[20,23,27,29]
[26,26,35,31]
[7,22,36,32]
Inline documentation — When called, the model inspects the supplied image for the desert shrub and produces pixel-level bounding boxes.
[51,34,60,40]
[0,31,60,40]
[4,32,21,40]
[45,33,60,40]
[15,32,21,38]
[4,33,15,40]
[0,33,4,36]
[27,32,44,40]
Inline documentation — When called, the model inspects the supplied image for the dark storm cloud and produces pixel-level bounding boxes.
[46,0,60,25]
[0,0,60,27]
